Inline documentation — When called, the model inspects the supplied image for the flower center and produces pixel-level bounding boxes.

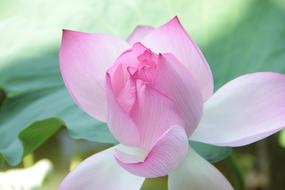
[128,48,158,84]
[114,43,159,113]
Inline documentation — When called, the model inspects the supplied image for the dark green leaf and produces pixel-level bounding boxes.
[19,118,64,157]
[0,88,116,165]
[0,88,5,108]
[190,141,232,163]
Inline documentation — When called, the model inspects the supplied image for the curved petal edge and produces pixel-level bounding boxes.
[191,72,285,146]
[60,29,129,121]
[115,126,188,178]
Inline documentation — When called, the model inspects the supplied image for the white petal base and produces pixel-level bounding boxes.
[168,148,233,190]
[58,146,145,190]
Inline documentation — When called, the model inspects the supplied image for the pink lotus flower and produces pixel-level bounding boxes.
[58,17,285,190]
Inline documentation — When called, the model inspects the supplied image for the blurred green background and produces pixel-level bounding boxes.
[0,0,285,189]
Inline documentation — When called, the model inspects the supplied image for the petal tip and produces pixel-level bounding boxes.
[167,16,181,26]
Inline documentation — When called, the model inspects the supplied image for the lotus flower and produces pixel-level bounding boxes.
[58,17,285,190]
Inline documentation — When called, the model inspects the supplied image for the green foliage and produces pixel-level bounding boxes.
[224,154,246,190]
[0,0,285,166]
[0,53,115,165]
[19,118,64,157]
[0,88,5,107]
[190,142,232,163]
[279,129,285,148]
[203,0,285,88]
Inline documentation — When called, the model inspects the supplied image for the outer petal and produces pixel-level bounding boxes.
[58,146,145,190]
[191,72,285,146]
[141,17,213,100]
[60,30,129,121]
[127,26,154,45]
[153,53,203,135]
[168,148,233,190]
[115,126,188,178]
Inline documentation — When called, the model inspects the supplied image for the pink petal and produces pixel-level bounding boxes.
[106,43,199,147]
[168,148,233,190]
[58,146,145,190]
[153,53,203,135]
[127,26,154,45]
[131,82,185,149]
[191,72,285,146]
[107,42,146,98]
[60,30,129,121]
[106,74,140,146]
[141,17,213,100]
[115,126,188,178]
[105,43,191,147]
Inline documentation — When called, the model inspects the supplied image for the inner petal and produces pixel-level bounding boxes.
[112,42,160,114]
[133,49,158,84]
[117,79,136,114]
[130,82,185,149]
[107,43,146,97]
